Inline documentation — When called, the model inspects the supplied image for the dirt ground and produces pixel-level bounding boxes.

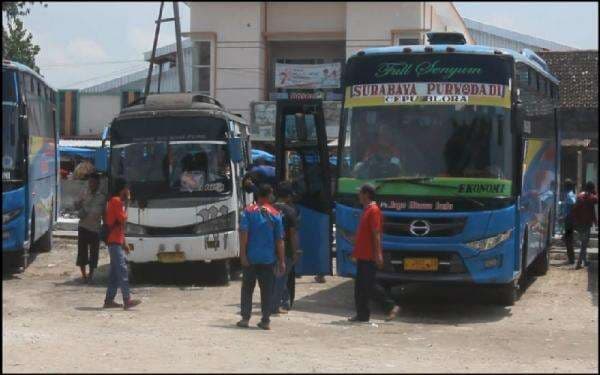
[2,237,598,373]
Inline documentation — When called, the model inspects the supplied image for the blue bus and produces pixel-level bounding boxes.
[332,36,560,305]
[3,60,58,270]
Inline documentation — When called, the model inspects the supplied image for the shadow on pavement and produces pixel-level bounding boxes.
[293,279,513,324]
[2,251,42,280]
[53,262,231,289]
[587,260,598,306]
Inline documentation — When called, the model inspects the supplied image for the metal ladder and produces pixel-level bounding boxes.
[144,1,186,97]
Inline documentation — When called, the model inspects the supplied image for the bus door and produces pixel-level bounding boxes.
[275,100,333,276]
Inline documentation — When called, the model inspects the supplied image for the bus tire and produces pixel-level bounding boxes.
[531,217,551,276]
[213,259,231,285]
[496,282,518,306]
[129,263,146,284]
[36,203,53,253]
[229,258,242,281]
[518,231,529,292]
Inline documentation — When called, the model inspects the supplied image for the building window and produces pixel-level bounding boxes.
[192,41,211,95]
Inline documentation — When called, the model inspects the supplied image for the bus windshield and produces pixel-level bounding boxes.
[340,105,513,181]
[111,141,232,200]
[338,53,515,199]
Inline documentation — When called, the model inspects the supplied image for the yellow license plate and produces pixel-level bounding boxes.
[157,252,186,264]
[404,257,438,271]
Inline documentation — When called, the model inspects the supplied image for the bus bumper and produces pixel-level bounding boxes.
[125,230,239,264]
[337,233,517,285]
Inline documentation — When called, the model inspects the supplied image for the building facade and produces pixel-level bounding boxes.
[71,2,578,141]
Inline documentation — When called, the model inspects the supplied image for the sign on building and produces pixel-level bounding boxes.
[275,63,341,89]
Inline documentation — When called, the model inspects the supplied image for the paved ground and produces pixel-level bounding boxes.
[2,237,598,373]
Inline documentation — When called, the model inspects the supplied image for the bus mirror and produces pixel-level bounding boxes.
[228,137,243,163]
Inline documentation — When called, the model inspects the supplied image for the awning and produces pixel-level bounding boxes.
[58,146,96,159]
[251,149,275,163]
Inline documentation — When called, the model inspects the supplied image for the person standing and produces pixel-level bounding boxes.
[562,179,577,264]
[103,178,141,310]
[349,184,400,323]
[237,184,285,330]
[74,172,105,282]
[271,181,300,314]
[572,181,598,269]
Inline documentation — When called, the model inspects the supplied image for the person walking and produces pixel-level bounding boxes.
[349,184,400,323]
[103,178,141,310]
[562,179,577,264]
[74,172,105,283]
[237,184,285,330]
[572,181,598,269]
[271,181,300,314]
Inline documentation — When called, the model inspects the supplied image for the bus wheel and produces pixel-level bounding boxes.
[517,231,529,292]
[229,258,242,281]
[213,259,231,285]
[36,203,54,253]
[531,216,551,276]
[129,263,146,284]
[496,282,518,306]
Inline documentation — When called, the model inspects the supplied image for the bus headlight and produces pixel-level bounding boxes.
[126,223,146,236]
[466,229,512,251]
[194,212,236,236]
[3,208,22,224]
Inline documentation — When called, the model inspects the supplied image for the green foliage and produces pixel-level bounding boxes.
[3,18,41,72]
[2,2,47,72]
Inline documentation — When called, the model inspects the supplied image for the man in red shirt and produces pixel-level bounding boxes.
[572,181,598,269]
[103,178,141,310]
[349,184,400,322]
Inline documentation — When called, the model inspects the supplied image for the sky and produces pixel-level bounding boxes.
[11,2,599,89]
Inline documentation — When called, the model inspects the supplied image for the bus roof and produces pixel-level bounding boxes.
[349,44,559,85]
[117,92,249,126]
[2,59,56,91]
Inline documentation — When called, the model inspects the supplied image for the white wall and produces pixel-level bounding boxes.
[77,94,120,136]
[266,2,346,33]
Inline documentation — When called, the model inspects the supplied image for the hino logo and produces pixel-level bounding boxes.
[409,220,431,236]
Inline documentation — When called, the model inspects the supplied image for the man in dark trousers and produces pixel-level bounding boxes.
[562,179,577,264]
[572,181,598,269]
[74,172,105,283]
[349,184,400,323]
[237,184,285,330]
[271,181,300,314]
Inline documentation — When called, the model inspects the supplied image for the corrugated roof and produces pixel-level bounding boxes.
[464,18,576,52]
[538,50,598,108]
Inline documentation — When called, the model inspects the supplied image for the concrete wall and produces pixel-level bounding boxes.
[77,94,121,136]
[345,2,423,56]
[188,2,265,122]
[266,2,346,34]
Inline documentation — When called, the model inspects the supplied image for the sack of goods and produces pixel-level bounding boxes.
[74,160,95,180]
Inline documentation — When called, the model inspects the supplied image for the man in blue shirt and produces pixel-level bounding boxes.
[562,179,577,264]
[237,184,285,330]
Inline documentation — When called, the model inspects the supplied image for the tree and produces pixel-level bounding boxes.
[2,2,46,72]
[3,18,40,72]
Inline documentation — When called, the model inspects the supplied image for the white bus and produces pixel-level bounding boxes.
[108,93,251,283]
